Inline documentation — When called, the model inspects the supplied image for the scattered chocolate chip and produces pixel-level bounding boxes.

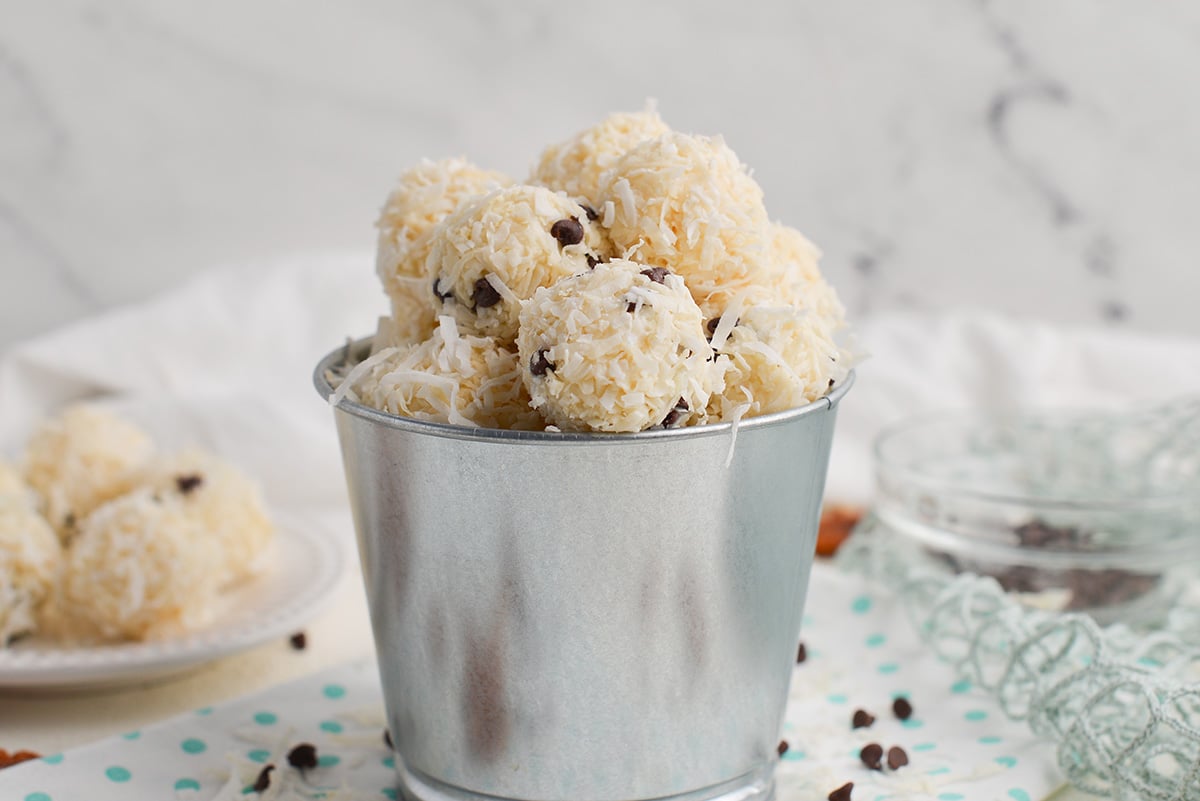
[175,474,204,495]
[859,742,883,771]
[433,277,454,301]
[851,709,875,729]
[626,301,637,313]
[253,764,275,793]
[828,378,835,388]
[63,512,76,530]
[886,745,909,770]
[472,278,502,309]
[384,729,394,750]
[551,217,585,246]
[796,642,807,663]
[640,267,669,284]
[529,350,555,377]
[828,782,854,801]
[777,740,789,756]
[289,631,307,650]
[587,254,599,269]
[706,318,720,336]
[287,743,318,770]
[661,398,689,428]
[892,697,913,721]
[580,204,599,222]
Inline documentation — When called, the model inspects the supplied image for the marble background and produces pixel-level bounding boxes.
[3,0,1199,349]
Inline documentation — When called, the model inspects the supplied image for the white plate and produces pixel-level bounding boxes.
[0,520,346,689]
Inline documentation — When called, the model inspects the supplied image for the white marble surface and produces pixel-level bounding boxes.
[2,0,1199,348]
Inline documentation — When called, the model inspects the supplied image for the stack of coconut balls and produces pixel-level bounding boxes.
[0,406,273,645]
[337,109,851,433]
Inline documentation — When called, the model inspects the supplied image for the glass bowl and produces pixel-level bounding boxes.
[872,410,1200,626]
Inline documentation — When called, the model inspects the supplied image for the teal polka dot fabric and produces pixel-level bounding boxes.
[0,565,1061,801]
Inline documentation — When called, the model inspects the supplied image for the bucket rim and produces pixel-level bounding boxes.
[313,336,854,445]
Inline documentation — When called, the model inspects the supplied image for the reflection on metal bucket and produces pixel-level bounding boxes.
[316,340,852,801]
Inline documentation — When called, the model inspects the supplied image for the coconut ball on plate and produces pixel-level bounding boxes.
[517,259,722,433]
[706,305,846,421]
[597,132,772,313]
[375,158,512,346]
[0,461,29,498]
[345,316,543,431]
[137,450,275,586]
[530,108,671,203]
[23,406,154,540]
[0,495,61,645]
[53,489,221,642]
[428,185,611,345]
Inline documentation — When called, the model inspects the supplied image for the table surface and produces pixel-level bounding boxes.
[0,563,1101,801]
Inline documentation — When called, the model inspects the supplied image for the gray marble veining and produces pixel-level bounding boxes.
[2,0,1197,349]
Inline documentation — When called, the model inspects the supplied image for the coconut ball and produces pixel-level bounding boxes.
[376,158,512,345]
[597,132,772,312]
[530,109,671,203]
[23,406,154,539]
[428,185,611,344]
[517,259,721,433]
[0,461,28,498]
[764,223,846,327]
[55,489,221,642]
[707,305,846,421]
[349,316,543,431]
[0,495,60,645]
[137,450,275,585]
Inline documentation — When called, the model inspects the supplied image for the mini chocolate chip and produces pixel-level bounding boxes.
[640,267,669,284]
[287,743,318,770]
[777,740,789,756]
[706,318,720,335]
[892,697,913,721]
[828,378,835,388]
[851,709,875,729]
[796,642,807,663]
[661,398,689,428]
[253,764,275,793]
[859,743,883,771]
[828,782,854,801]
[626,301,637,313]
[63,512,76,530]
[551,217,585,246]
[529,350,555,377]
[886,746,909,770]
[433,277,454,301]
[587,254,599,269]
[175,474,204,495]
[289,632,307,650]
[580,204,599,222]
[472,277,502,309]
[384,729,394,750]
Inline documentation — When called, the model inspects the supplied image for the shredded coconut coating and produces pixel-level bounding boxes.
[23,406,154,539]
[0,495,60,645]
[707,305,846,420]
[598,132,772,313]
[518,259,722,433]
[138,450,275,585]
[0,461,28,498]
[352,317,543,430]
[376,158,512,345]
[530,110,671,203]
[764,223,846,327]
[428,185,611,344]
[54,489,222,642]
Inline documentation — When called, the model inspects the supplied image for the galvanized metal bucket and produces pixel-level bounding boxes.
[315,340,852,801]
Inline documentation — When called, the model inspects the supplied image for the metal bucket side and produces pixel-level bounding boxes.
[317,342,852,801]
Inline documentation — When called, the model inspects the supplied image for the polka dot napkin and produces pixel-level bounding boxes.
[0,564,1064,801]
